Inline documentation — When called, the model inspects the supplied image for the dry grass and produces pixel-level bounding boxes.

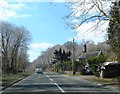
[2,72,29,88]
[84,76,118,85]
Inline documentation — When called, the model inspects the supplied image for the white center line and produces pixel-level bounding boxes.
[54,83,65,93]
[50,78,53,81]
[46,74,65,93]
[46,75,49,78]
[0,91,3,94]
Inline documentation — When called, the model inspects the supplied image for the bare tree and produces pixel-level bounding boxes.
[0,22,14,73]
[65,0,120,62]
[0,21,30,74]
[65,0,111,30]
[9,26,30,73]
[17,47,29,72]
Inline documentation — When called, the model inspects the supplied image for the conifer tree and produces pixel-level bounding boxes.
[53,48,71,63]
[107,1,120,61]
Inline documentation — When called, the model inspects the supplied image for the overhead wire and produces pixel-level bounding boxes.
[75,20,108,39]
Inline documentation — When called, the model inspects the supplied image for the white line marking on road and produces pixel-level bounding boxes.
[46,75,49,78]
[0,91,3,94]
[50,78,53,81]
[46,74,65,93]
[46,75,53,81]
[54,83,65,93]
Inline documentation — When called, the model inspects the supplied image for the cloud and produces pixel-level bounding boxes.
[8,3,28,9]
[67,0,112,44]
[1,0,116,3]
[30,42,54,49]
[1,9,31,18]
[70,0,111,22]
[5,0,73,2]
[28,42,54,62]
[0,2,28,10]
[74,20,109,44]
[0,1,32,20]
[28,50,41,62]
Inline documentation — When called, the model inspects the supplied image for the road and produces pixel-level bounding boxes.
[1,72,120,94]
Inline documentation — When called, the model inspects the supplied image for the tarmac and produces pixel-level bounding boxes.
[65,75,120,92]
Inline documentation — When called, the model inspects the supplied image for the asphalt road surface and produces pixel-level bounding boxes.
[1,72,120,94]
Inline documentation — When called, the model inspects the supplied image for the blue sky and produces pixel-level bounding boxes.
[0,1,109,62]
[0,1,76,62]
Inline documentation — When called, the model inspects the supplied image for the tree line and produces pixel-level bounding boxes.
[0,21,30,74]
[31,41,109,72]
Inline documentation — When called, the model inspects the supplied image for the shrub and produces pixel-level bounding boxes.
[64,61,72,71]
[87,55,107,76]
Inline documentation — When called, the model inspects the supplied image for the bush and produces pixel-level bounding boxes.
[56,61,72,71]
[87,55,107,76]
[56,61,81,72]
[64,61,72,71]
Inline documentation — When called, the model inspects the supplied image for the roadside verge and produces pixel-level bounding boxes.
[62,73,120,92]
[2,72,30,90]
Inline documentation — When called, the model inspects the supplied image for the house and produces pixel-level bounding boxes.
[77,51,103,75]
[78,51,103,60]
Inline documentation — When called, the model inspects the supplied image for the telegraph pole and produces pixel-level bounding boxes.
[72,38,75,75]
[83,41,87,68]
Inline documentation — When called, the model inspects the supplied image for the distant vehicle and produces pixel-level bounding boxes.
[35,68,43,74]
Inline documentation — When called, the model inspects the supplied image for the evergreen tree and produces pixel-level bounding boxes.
[53,48,71,63]
[107,1,120,61]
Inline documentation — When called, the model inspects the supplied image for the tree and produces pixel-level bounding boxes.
[87,55,107,76]
[53,48,71,64]
[31,41,109,71]
[0,21,30,74]
[64,41,83,59]
[53,48,63,63]
[0,22,13,73]
[107,1,120,62]
[65,0,110,30]
[65,0,120,60]
[17,47,29,72]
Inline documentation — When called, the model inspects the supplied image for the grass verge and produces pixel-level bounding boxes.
[82,76,118,85]
[63,72,118,85]
[2,72,29,89]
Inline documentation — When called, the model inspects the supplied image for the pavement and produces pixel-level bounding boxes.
[1,72,120,94]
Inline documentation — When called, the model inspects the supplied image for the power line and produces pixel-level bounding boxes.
[75,20,108,39]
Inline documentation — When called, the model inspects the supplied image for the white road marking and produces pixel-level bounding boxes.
[50,78,53,81]
[46,75,53,81]
[46,74,65,93]
[54,83,65,93]
[0,91,3,94]
[46,75,49,78]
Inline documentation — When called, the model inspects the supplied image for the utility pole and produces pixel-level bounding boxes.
[72,38,75,75]
[83,43,87,53]
[83,41,87,68]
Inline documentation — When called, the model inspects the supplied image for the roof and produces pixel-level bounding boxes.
[78,51,103,59]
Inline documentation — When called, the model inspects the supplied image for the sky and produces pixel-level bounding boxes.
[0,0,110,62]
